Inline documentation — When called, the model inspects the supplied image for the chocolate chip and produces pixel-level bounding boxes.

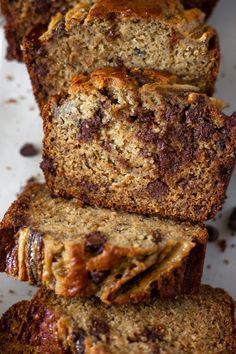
[85,231,107,256]
[53,19,66,38]
[138,110,155,122]
[152,231,162,244]
[217,140,226,151]
[136,129,164,147]
[130,71,154,86]
[89,318,110,341]
[89,270,110,284]
[78,109,104,142]
[36,46,47,57]
[114,57,124,67]
[72,329,86,354]
[194,123,214,140]
[80,179,98,192]
[134,48,146,57]
[20,143,39,157]
[101,141,112,152]
[165,103,183,121]
[150,281,160,298]
[218,165,231,183]
[194,205,202,215]
[141,326,165,343]
[33,1,50,14]
[154,149,179,174]
[147,179,169,199]
[206,225,219,242]
[35,63,48,78]
[228,208,236,232]
[40,157,56,176]
[105,26,120,41]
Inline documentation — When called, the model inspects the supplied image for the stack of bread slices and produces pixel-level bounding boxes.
[0,1,236,353]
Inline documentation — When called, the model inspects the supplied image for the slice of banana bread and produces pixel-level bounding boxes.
[18,286,236,354]
[1,0,217,63]
[41,67,236,222]
[0,301,36,353]
[0,181,207,303]
[23,0,219,108]
[0,0,80,61]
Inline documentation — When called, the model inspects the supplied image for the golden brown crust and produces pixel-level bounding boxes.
[87,0,184,20]
[18,286,236,354]
[0,182,207,303]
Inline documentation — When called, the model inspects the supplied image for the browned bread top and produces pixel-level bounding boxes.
[0,181,207,303]
[18,285,236,354]
[87,0,184,19]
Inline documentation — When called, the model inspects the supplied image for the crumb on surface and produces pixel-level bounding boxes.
[20,143,39,157]
[6,75,14,81]
[217,240,227,252]
[4,98,18,104]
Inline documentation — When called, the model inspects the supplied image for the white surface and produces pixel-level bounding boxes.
[0,0,236,315]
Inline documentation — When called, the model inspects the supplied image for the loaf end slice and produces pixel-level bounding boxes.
[0,181,207,303]
[0,0,80,61]
[18,285,236,354]
[42,67,236,222]
[23,0,219,108]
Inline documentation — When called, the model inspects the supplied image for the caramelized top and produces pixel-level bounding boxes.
[88,0,183,20]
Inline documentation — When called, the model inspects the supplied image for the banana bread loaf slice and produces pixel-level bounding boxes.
[0,0,81,61]
[1,0,217,63]
[0,301,36,353]
[0,181,207,304]
[23,0,219,108]
[18,286,236,354]
[41,67,236,222]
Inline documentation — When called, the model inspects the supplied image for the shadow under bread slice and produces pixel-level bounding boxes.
[0,182,207,304]
[41,67,236,222]
[23,0,219,109]
[17,285,236,354]
[0,300,37,353]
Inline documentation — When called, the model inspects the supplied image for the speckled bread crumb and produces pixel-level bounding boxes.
[0,182,207,303]
[18,285,236,354]
[41,67,236,222]
[23,0,219,108]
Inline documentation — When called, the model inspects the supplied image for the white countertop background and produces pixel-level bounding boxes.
[0,0,236,315]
